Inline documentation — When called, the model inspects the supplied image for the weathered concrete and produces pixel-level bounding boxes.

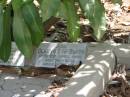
[20,76,50,87]
[0,42,130,97]
[59,42,130,97]
[33,42,87,68]
[112,43,130,68]
[0,73,51,97]
[59,42,115,97]
[87,41,130,67]
[0,90,13,97]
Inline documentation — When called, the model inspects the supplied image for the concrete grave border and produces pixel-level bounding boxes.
[59,41,130,97]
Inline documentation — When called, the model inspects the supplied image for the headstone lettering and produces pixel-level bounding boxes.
[0,42,88,68]
[33,42,88,68]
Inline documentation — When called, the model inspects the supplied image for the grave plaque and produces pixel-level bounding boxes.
[0,43,25,67]
[33,42,88,68]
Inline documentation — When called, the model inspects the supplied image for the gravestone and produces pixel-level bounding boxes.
[0,43,24,67]
[0,42,88,68]
[33,42,88,68]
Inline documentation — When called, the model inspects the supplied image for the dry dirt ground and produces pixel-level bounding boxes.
[100,1,130,97]
[104,0,130,43]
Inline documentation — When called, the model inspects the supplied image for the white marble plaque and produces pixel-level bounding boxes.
[0,43,25,67]
[33,42,88,68]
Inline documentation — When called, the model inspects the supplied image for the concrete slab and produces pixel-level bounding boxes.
[112,43,130,68]
[59,43,115,97]
[3,82,22,91]
[0,79,4,86]
[1,73,20,83]
[0,73,51,97]
[0,90,13,97]
[12,92,34,97]
[34,92,52,97]
[20,76,50,88]
[86,42,130,68]
[21,84,43,94]
[12,87,41,97]
[59,42,130,97]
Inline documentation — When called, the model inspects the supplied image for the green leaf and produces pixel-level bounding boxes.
[55,2,67,19]
[0,5,11,61]
[62,0,80,42]
[79,0,106,41]
[0,5,3,47]
[12,0,23,11]
[0,0,6,4]
[13,10,33,58]
[22,2,44,47]
[12,0,34,11]
[40,0,61,22]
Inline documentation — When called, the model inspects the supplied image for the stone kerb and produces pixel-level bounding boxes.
[59,43,115,97]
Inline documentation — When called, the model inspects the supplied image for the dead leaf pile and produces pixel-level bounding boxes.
[100,64,130,97]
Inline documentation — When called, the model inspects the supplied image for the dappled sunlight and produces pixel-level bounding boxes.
[12,89,43,97]
[12,51,21,63]
[48,43,58,55]
[91,60,95,63]
[87,55,95,60]
[73,70,96,78]
[98,70,103,76]
[101,52,110,56]
[85,65,91,69]
[29,89,36,93]
[3,74,19,80]
[59,45,115,97]
[95,64,104,73]
[4,76,17,80]
[26,76,34,79]
[100,60,110,67]
[76,81,96,97]
[12,51,24,66]
[12,85,44,97]
[110,42,121,46]
[15,55,24,67]
[13,94,21,97]
[78,64,85,69]
[24,93,33,97]
[119,48,130,53]
[106,50,111,52]
[69,82,78,86]
[96,50,105,53]
[59,42,130,97]
[0,74,50,97]
[2,42,118,97]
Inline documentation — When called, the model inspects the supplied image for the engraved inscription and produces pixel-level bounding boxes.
[34,43,87,68]
[0,42,87,68]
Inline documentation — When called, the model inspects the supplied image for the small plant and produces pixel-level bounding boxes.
[0,0,107,61]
